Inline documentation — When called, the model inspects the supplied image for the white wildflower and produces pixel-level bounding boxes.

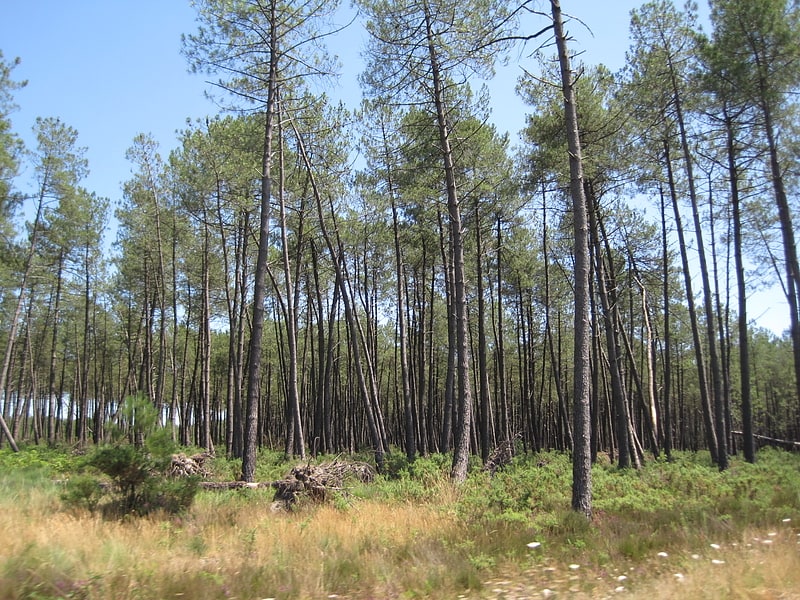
[527,541,542,549]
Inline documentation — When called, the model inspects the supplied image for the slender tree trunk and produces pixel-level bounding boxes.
[723,108,755,462]
[542,196,571,451]
[668,62,727,469]
[760,101,800,414]
[291,117,386,472]
[80,241,93,446]
[660,185,673,459]
[476,207,492,463]
[588,190,631,469]
[495,215,510,444]
[242,5,278,482]
[200,208,213,453]
[664,140,718,462]
[47,253,65,445]
[552,0,592,517]
[438,209,456,453]
[276,105,305,460]
[389,169,416,461]
[0,171,49,452]
[421,4,473,482]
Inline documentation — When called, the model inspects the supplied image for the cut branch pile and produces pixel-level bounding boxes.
[167,452,213,478]
[272,459,376,507]
[483,438,517,475]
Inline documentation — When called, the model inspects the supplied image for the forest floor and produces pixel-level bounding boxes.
[1,445,799,599]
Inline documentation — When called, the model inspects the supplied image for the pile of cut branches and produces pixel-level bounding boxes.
[167,452,212,478]
[272,459,375,507]
[483,438,517,475]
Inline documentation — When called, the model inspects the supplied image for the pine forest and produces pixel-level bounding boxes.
[2,0,800,517]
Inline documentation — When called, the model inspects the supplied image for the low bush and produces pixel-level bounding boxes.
[61,443,199,518]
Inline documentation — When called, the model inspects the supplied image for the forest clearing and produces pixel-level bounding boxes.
[1,445,799,599]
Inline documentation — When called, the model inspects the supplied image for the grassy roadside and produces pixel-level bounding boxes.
[0,446,798,599]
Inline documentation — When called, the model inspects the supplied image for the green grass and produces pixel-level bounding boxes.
[0,445,798,599]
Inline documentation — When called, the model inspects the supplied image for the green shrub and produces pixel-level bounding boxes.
[61,442,199,518]
[89,444,152,506]
[60,474,104,513]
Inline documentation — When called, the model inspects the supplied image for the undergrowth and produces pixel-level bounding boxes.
[0,445,798,599]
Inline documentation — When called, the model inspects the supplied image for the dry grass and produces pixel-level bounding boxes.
[2,450,800,599]
[625,529,800,600]
[0,480,472,599]
[470,525,800,599]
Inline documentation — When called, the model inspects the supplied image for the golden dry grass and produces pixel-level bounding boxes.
[4,482,798,600]
[474,526,800,599]
[2,451,800,600]
[0,483,472,599]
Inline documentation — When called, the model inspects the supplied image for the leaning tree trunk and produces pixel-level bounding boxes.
[276,103,305,460]
[421,3,473,482]
[760,101,800,420]
[241,5,278,482]
[668,61,728,470]
[291,115,386,472]
[588,192,631,469]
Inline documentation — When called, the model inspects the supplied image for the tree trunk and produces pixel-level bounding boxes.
[724,107,755,463]
[552,0,592,518]
[421,4,473,482]
[659,185,673,459]
[760,100,800,417]
[242,3,278,482]
[389,173,416,462]
[476,206,493,463]
[664,139,718,463]
[667,60,727,469]
[588,190,631,469]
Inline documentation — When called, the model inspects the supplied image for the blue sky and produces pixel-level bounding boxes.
[3,1,652,202]
[1,1,789,334]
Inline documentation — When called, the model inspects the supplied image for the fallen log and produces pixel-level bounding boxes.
[732,431,800,450]
[199,481,273,490]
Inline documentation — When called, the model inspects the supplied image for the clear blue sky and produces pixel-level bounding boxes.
[2,1,788,335]
[2,1,657,203]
